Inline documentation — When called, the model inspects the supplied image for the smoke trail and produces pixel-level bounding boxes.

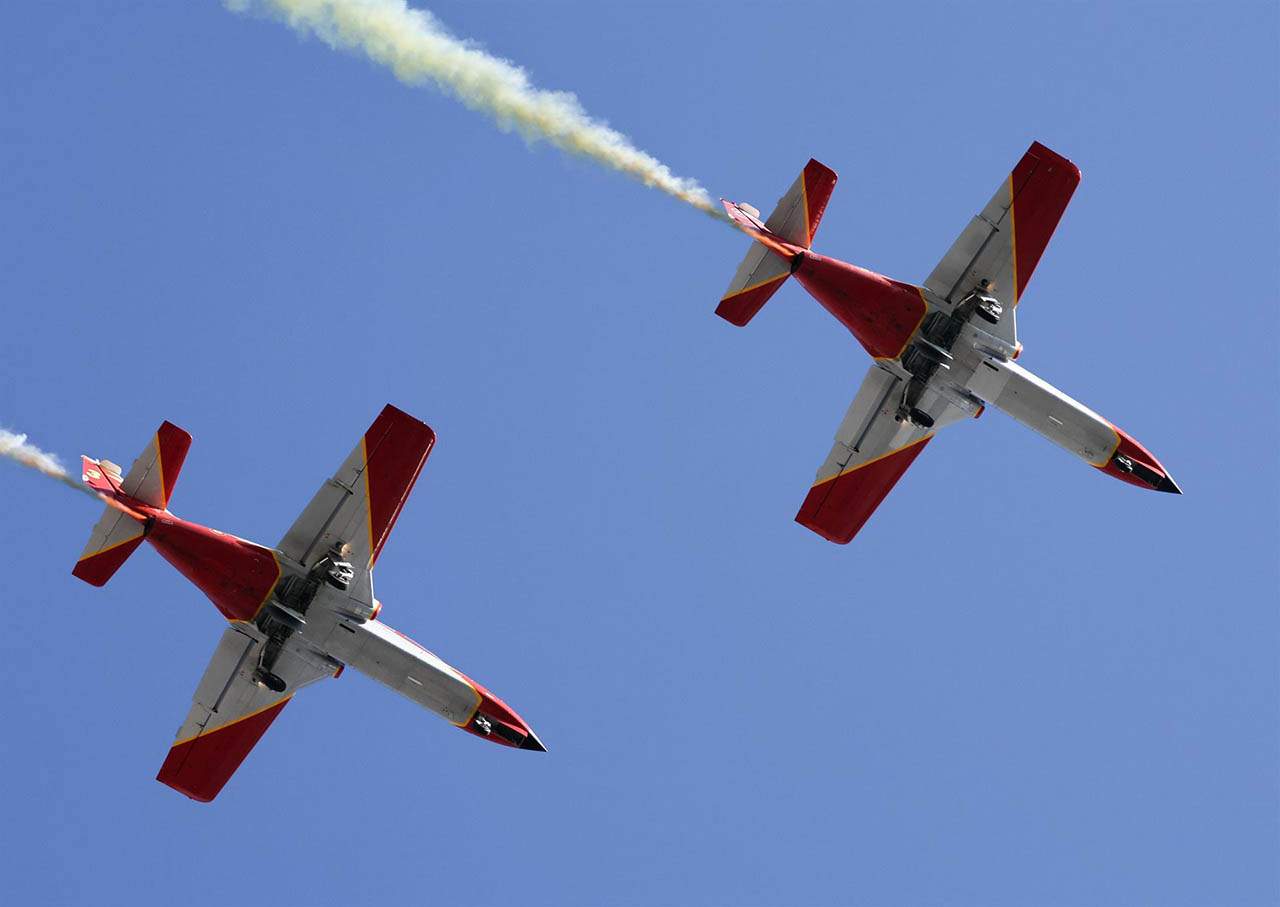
[0,429,98,500]
[229,0,727,220]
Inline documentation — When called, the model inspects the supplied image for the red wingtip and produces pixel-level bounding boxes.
[796,439,932,543]
[362,405,436,569]
[1028,141,1082,180]
[156,699,291,802]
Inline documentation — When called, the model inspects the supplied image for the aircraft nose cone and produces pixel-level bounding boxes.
[519,730,548,752]
[458,673,545,751]
[1103,425,1183,495]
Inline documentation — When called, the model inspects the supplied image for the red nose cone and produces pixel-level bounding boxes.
[1099,425,1182,494]
[458,675,546,752]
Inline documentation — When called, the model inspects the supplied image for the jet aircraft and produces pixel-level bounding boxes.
[716,142,1180,544]
[72,404,544,802]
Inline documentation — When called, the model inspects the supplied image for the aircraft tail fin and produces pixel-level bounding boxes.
[72,422,191,587]
[715,159,837,326]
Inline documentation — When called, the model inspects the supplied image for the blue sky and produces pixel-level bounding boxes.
[1,2,1276,904]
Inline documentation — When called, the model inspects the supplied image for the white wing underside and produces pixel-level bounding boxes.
[811,362,970,485]
[172,625,334,744]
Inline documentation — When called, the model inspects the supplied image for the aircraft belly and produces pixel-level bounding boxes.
[967,358,1117,466]
[148,518,281,622]
[322,619,481,727]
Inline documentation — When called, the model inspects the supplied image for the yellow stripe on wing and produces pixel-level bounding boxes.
[172,694,294,748]
[1008,175,1020,306]
[810,432,934,489]
[361,436,377,569]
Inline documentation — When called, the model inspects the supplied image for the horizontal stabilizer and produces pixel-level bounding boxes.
[715,255,791,326]
[72,524,145,586]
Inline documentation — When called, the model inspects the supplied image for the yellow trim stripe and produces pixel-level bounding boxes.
[361,436,376,569]
[721,272,788,302]
[172,694,293,748]
[78,525,145,562]
[810,433,934,489]
[451,680,486,728]
[874,287,931,363]
[801,170,812,247]
[152,433,167,509]
[1090,425,1123,469]
[247,551,282,622]
[1008,175,1020,307]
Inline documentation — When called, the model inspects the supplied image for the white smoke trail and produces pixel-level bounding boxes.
[0,429,98,500]
[229,0,727,220]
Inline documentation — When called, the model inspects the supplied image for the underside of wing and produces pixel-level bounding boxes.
[923,142,1081,343]
[278,405,436,573]
[157,625,333,802]
[796,364,968,544]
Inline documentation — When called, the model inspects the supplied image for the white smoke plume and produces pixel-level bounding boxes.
[0,429,98,500]
[229,0,727,219]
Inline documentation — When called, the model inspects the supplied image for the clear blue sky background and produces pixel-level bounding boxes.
[1,2,1276,905]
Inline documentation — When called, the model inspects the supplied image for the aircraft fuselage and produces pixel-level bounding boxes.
[791,247,1180,494]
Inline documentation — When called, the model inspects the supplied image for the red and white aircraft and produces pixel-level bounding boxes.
[72,404,545,802]
[716,142,1180,544]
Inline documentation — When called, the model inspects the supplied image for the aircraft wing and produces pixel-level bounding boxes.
[923,141,1080,344]
[796,363,969,543]
[277,404,436,574]
[156,625,334,801]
